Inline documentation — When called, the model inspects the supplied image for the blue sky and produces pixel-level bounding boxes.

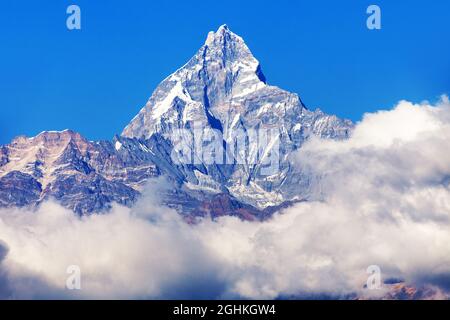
[0,0,449,144]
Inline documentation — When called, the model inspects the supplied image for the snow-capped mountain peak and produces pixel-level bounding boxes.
[121,25,353,209]
[122,25,269,139]
[204,24,235,46]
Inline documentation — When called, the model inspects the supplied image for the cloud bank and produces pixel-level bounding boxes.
[0,97,449,299]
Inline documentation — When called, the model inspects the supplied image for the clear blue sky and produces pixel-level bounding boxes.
[0,0,449,144]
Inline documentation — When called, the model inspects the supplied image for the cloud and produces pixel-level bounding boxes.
[0,97,449,299]
[0,186,227,299]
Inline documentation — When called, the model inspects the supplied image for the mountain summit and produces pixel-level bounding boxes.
[0,25,352,217]
[122,24,269,139]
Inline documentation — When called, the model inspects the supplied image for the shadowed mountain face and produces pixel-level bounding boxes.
[0,25,352,217]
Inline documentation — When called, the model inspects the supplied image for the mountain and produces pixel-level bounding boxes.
[0,130,152,213]
[0,25,352,218]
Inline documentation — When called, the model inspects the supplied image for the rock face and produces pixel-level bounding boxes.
[0,130,156,214]
[0,25,353,217]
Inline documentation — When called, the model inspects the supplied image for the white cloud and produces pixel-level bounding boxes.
[0,97,449,299]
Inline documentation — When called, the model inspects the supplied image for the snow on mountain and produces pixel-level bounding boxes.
[0,130,158,213]
[122,24,353,209]
[0,25,353,217]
